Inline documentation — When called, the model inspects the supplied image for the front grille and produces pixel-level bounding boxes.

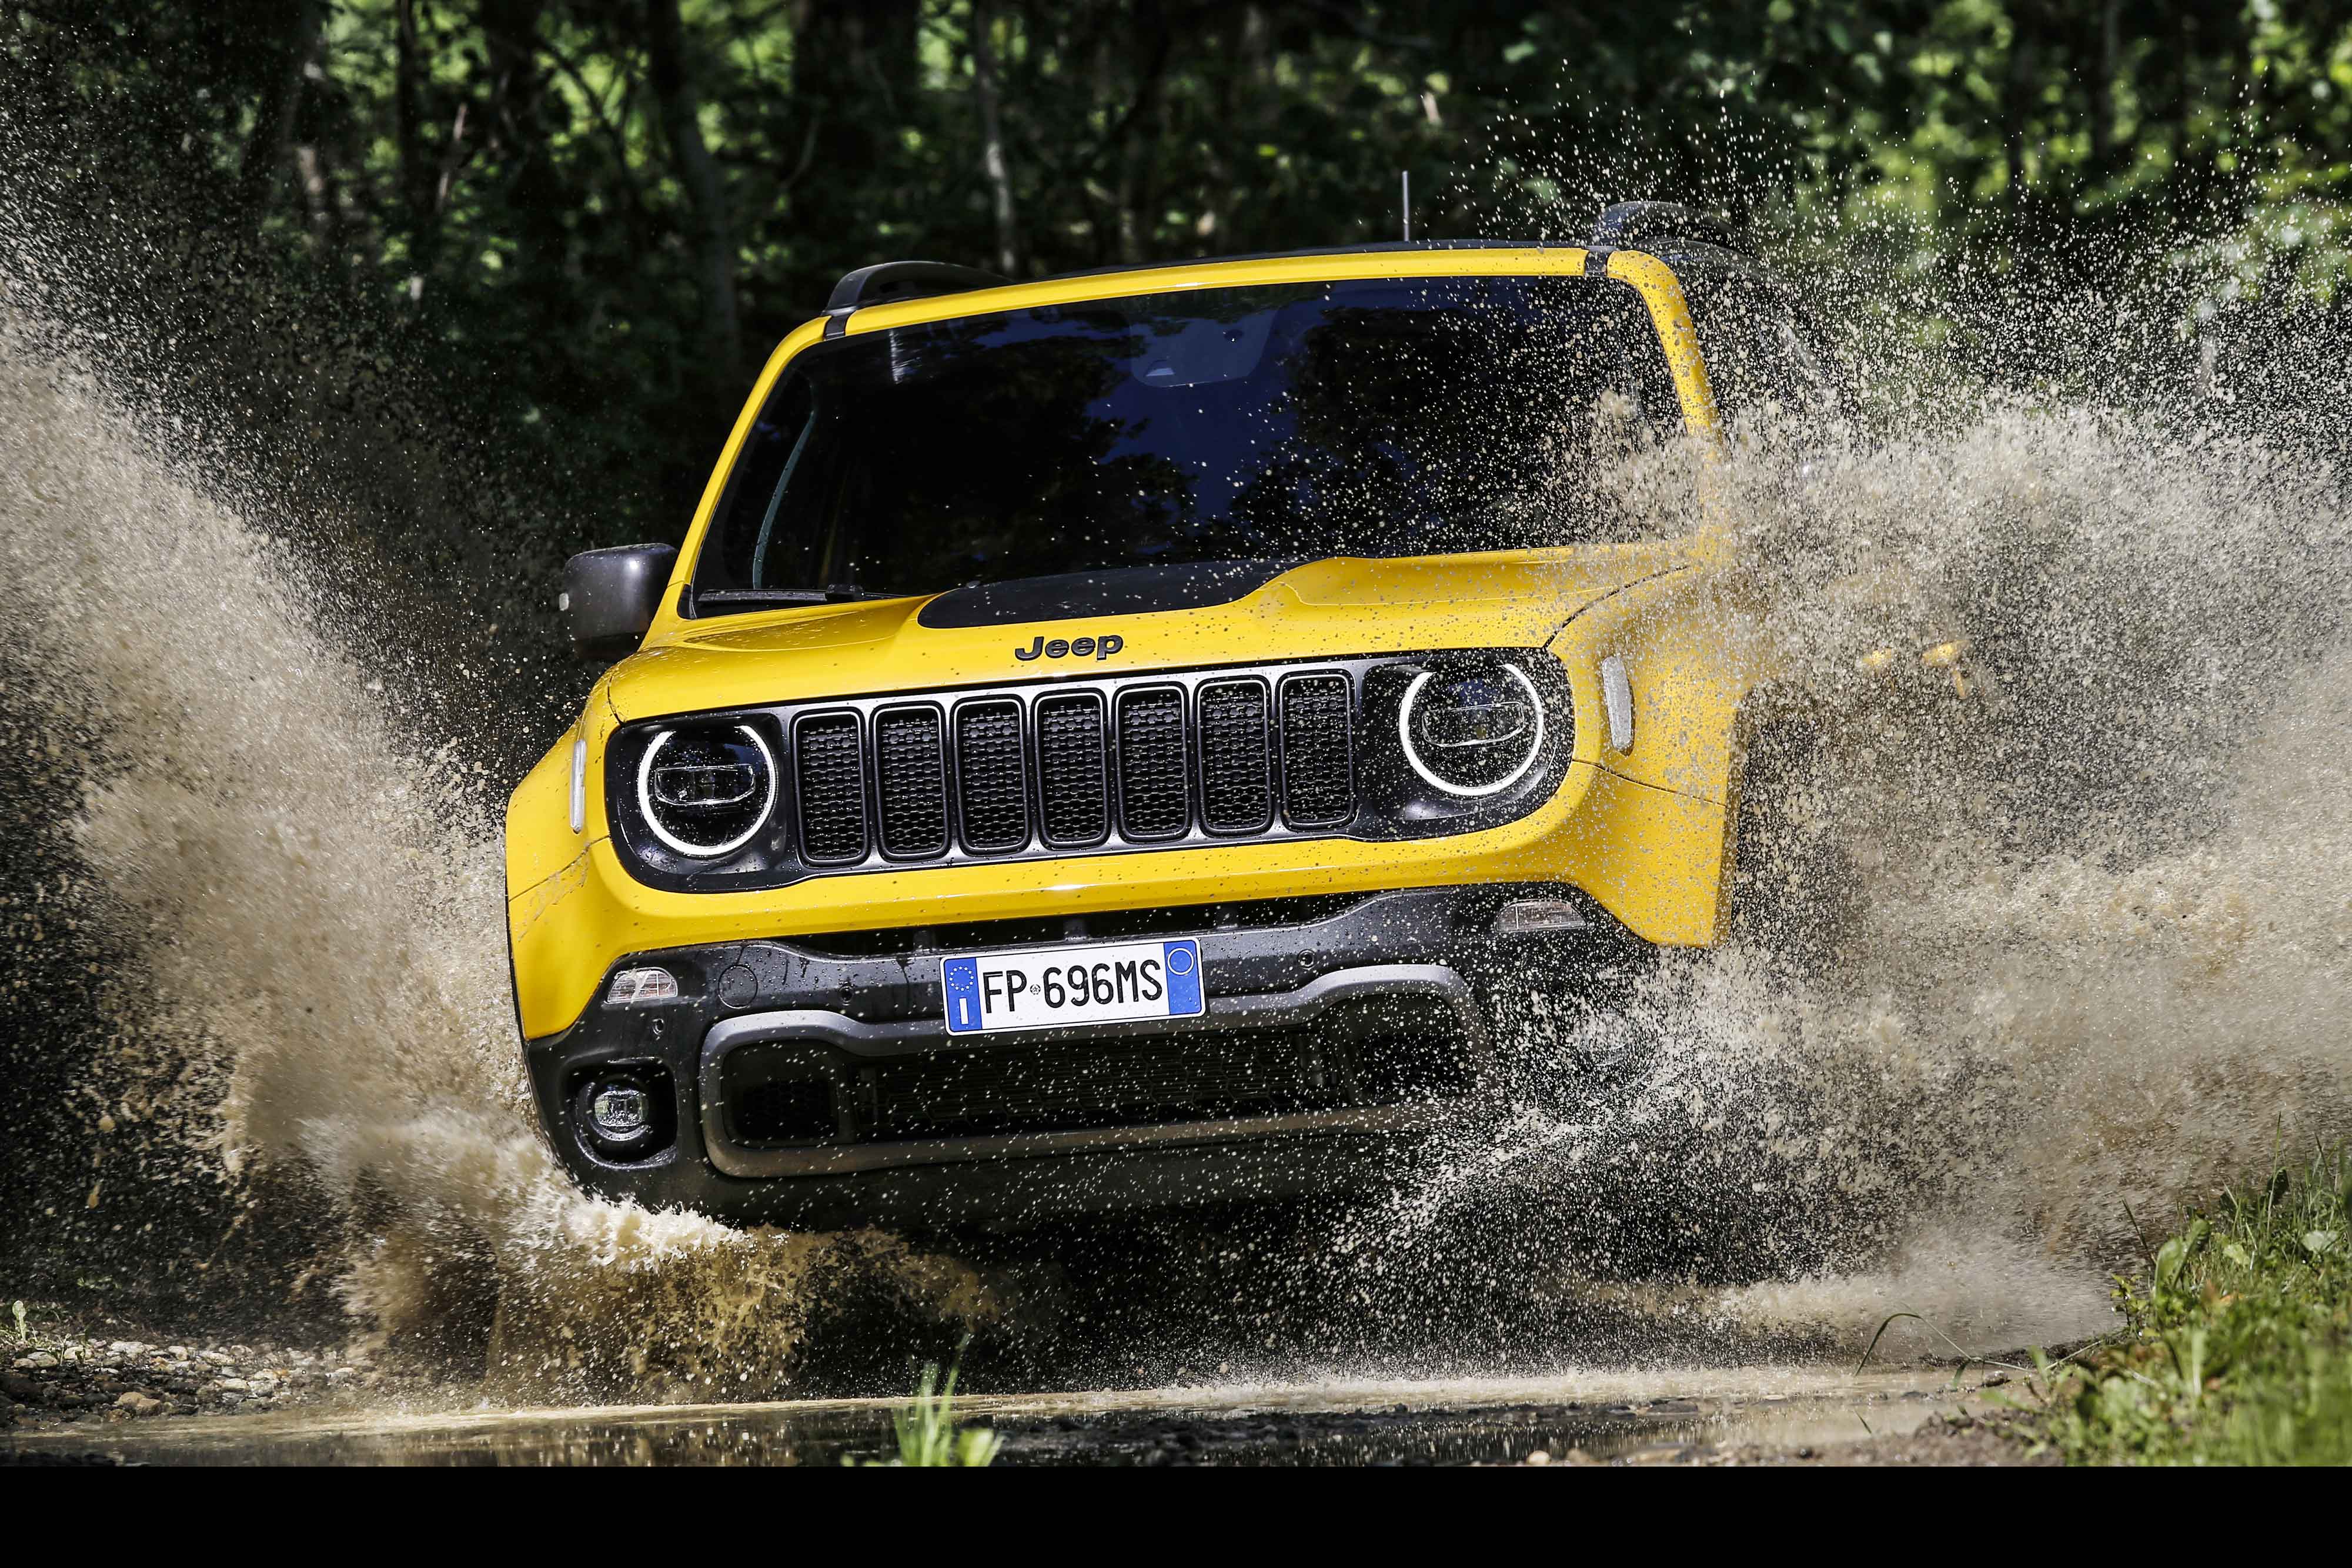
[794,713,867,862]
[869,1032,1335,1139]
[874,706,947,857]
[1035,693,1109,846]
[714,994,1475,1156]
[1117,686,1190,839]
[1197,678,1274,833]
[1279,673,1355,825]
[731,1076,838,1145]
[954,699,1028,851]
[697,660,1364,881]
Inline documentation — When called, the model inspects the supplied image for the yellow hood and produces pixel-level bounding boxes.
[603,543,1686,722]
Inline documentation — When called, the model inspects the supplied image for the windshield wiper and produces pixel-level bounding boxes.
[694,586,900,608]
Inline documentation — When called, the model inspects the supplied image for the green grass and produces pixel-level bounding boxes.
[848,1340,1002,1468]
[1999,1147,2351,1465]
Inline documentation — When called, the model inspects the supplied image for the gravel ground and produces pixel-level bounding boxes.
[3,1300,2049,1466]
[4,1330,382,1430]
[1630,1415,2050,1467]
[1479,1423,2042,1466]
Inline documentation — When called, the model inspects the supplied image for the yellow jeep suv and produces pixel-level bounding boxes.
[503,205,1842,1230]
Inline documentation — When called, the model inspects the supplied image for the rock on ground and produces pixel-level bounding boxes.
[4,1325,384,1435]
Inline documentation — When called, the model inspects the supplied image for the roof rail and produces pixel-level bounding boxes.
[826,260,1013,314]
[1591,201,1750,256]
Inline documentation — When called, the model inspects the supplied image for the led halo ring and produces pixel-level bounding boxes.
[1396,663,1548,799]
[636,724,778,858]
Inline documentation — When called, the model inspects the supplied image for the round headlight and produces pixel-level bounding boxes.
[636,724,777,857]
[1398,663,1546,797]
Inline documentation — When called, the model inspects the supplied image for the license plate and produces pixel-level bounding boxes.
[940,938,1204,1037]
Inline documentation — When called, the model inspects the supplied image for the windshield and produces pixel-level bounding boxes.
[689,273,1681,614]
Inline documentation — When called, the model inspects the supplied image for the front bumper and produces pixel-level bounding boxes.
[524,884,1635,1230]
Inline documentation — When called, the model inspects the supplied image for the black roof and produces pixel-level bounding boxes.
[823,205,1772,315]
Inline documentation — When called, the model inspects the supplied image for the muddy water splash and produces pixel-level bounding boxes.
[6,276,2352,1389]
[0,322,994,1398]
[1374,406,2352,1357]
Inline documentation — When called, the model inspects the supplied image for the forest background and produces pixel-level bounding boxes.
[8,0,2350,592]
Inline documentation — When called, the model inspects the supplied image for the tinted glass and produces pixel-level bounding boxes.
[691,275,1681,613]
[1686,278,1846,426]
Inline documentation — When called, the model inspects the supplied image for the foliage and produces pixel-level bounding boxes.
[851,1340,1002,1467]
[11,1,2352,567]
[2003,1148,2352,1465]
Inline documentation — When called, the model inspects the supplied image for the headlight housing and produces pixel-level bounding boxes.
[1357,651,1572,835]
[633,723,778,858]
[1398,663,1547,797]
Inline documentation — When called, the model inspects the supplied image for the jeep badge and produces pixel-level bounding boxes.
[1015,634,1123,661]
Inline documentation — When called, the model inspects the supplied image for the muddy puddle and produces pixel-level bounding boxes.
[1,1365,1990,1466]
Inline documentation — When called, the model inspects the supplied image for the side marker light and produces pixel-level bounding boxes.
[1600,656,1635,753]
[569,735,588,834]
[605,967,680,1007]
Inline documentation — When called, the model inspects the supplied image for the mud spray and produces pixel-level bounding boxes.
[0,316,1000,1400]
[4,245,2350,1399]
[1364,404,2352,1360]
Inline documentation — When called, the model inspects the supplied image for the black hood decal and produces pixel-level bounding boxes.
[915,559,1303,629]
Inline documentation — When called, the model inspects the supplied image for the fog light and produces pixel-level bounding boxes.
[570,1069,673,1161]
[590,1085,650,1140]
[605,967,679,1006]
[1494,898,1592,935]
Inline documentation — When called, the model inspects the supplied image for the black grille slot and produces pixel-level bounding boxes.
[873,706,948,858]
[1035,693,1109,846]
[1116,686,1190,839]
[1197,678,1274,833]
[1279,672,1355,826]
[794,712,867,862]
[870,1032,1332,1140]
[954,699,1030,852]
[732,1078,838,1145]
[721,1046,846,1145]
[862,995,1474,1141]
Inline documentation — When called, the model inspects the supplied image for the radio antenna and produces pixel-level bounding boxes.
[1400,170,1411,241]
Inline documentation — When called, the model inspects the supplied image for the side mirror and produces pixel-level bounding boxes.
[562,543,677,662]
